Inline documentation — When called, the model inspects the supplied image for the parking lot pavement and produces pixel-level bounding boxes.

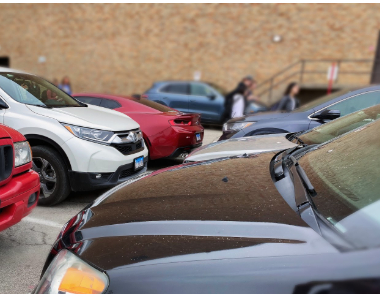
[0,126,222,294]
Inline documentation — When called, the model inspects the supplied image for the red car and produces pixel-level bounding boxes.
[73,93,204,160]
[0,124,40,232]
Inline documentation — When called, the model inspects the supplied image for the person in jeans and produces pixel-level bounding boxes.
[276,82,300,112]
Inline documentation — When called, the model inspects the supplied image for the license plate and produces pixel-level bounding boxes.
[196,133,201,141]
[134,156,144,170]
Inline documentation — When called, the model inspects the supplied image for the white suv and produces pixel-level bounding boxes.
[0,68,148,205]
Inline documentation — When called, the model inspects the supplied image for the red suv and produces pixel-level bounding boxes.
[0,124,40,232]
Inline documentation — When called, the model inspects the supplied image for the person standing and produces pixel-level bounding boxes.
[59,76,72,95]
[224,75,254,121]
[276,82,300,112]
[231,82,247,118]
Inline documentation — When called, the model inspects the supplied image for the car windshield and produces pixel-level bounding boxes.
[0,73,82,107]
[294,104,380,145]
[128,97,176,113]
[292,90,351,113]
[299,119,380,249]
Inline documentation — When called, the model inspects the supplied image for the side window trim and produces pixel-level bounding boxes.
[308,90,380,120]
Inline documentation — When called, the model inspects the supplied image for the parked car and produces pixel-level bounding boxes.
[220,86,380,140]
[33,118,380,294]
[0,124,40,232]
[73,93,204,159]
[0,68,148,205]
[145,81,267,125]
[184,103,380,162]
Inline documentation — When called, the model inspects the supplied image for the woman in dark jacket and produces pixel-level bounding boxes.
[276,82,300,112]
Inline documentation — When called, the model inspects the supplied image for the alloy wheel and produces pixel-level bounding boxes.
[32,157,57,199]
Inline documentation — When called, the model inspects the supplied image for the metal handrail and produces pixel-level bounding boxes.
[256,59,376,103]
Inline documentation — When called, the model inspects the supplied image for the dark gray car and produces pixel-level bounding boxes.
[220,85,380,140]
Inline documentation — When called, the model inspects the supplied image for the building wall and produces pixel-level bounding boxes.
[0,3,379,101]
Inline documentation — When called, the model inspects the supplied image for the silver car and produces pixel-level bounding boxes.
[184,103,380,163]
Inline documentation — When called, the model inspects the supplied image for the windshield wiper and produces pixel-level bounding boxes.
[49,105,86,108]
[289,155,317,197]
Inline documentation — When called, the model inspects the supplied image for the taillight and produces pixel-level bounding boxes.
[169,119,192,126]
[141,94,148,99]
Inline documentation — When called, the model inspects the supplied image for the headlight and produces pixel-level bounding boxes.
[35,249,109,294]
[62,124,114,144]
[223,122,254,132]
[14,141,32,167]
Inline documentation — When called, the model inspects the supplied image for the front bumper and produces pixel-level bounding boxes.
[62,136,149,173]
[0,170,40,232]
[68,157,148,191]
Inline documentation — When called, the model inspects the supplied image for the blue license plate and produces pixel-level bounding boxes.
[196,133,201,141]
[134,156,144,170]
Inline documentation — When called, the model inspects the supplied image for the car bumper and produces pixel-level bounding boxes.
[68,158,148,191]
[62,137,149,173]
[148,126,204,160]
[0,170,40,232]
[167,143,203,158]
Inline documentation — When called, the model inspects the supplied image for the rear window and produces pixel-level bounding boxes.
[128,97,176,113]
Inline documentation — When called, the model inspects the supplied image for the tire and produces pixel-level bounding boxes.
[32,145,71,206]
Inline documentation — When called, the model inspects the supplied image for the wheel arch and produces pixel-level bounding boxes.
[25,134,72,170]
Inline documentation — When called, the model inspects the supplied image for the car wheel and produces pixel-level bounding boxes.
[32,145,71,206]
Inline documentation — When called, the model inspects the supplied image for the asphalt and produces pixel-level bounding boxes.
[0,126,222,294]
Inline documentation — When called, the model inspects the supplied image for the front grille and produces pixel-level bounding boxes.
[112,140,143,155]
[119,165,144,179]
[0,145,13,182]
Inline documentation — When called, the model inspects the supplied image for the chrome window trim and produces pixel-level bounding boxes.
[307,90,380,120]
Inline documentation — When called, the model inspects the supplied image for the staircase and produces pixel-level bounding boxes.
[256,59,376,106]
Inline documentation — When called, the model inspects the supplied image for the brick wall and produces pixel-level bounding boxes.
[0,3,379,101]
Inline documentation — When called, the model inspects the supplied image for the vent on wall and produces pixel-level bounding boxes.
[0,57,10,68]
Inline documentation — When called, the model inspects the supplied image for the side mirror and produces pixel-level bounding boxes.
[0,99,8,109]
[207,94,216,100]
[311,109,340,120]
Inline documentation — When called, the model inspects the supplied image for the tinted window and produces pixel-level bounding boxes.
[299,104,380,145]
[75,97,102,106]
[190,84,214,96]
[161,83,188,95]
[128,97,176,113]
[0,73,81,107]
[299,120,380,249]
[101,99,121,109]
[292,90,351,113]
[326,91,380,116]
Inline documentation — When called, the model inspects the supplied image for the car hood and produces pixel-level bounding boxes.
[27,104,140,131]
[185,133,297,162]
[229,111,294,123]
[56,152,336,272]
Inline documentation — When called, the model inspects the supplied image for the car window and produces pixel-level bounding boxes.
[299,119,380,249]
[100,99,121,109]
[190,84,214,96]
[292,90,351,113]
[326,91,380,117]
[161,83,188,95]
[127,97,176,113]
[75,96,102,106]
[0,73,82,107]
[299,104,380,145]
